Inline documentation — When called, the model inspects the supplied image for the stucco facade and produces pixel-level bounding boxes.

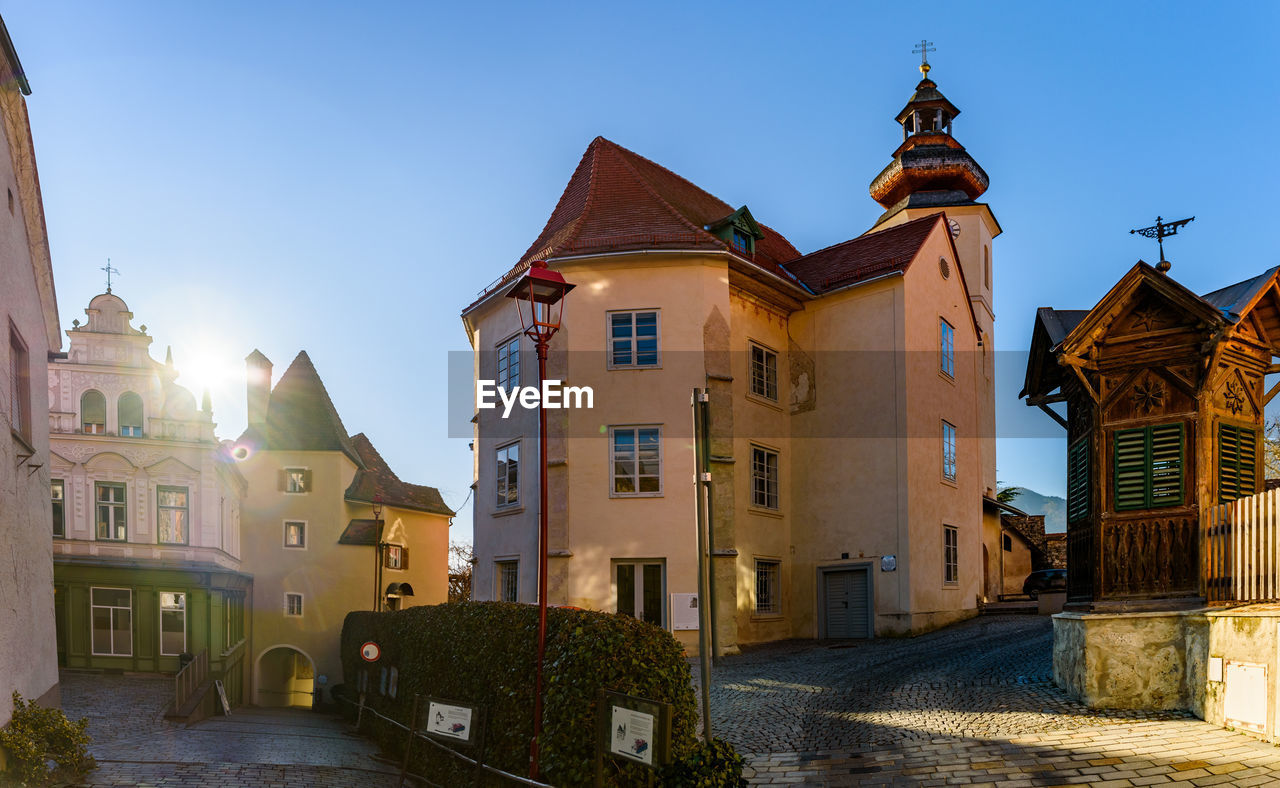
[0,17,62,725]
[465,67,1000,647]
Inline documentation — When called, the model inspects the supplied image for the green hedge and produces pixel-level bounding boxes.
[340,602,707,786]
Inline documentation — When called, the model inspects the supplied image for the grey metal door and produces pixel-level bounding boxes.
[824,568,870,638]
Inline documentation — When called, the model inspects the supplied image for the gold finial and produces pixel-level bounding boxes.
[913,39,935,77]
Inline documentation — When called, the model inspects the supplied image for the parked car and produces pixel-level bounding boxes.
[1022,568,1067,599]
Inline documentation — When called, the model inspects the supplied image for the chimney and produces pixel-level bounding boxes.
[245,349,272,428]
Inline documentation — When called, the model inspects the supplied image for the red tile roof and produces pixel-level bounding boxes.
[495,137,802,291]
[237,351,363,467]
[782,214,943,294]
[345,433,455,516]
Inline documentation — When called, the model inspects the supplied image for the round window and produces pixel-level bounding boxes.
[939,257,951,279]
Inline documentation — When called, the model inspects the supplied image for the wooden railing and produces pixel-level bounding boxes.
[174,650,208,712]
[1204,489,1280,604]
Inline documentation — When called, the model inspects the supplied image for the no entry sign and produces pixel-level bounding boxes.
[360,641,381,662]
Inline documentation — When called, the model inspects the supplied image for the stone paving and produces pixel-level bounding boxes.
[57,670,398,787]
[704,616,1280,785]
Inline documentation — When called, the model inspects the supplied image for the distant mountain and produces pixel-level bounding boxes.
[1001,488,1066,534]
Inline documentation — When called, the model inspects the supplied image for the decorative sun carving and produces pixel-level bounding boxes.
[1132,379,1166,412]
[1224,379,1246,415]
[1131,306,1163,332]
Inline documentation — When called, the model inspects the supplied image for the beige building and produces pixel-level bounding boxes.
[47,290,252,703]
[0,16,61,724]
[463,65,999,647]
[235,350,452,706]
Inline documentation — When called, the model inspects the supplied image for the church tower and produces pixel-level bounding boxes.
[867,52,1001,499]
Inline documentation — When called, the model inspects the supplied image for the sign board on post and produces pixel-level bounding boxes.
[425,700,474,743]
[595,689,672,783]
[670,593,699,631]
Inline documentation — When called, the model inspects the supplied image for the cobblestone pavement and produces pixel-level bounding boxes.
[706,616,1280,785]
[58,671,398,787]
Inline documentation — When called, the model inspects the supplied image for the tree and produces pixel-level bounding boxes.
[448,541,474,603]
[1266,416,1280,481]
[996,481,1022,505]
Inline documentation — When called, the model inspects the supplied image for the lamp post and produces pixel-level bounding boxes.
[506,258,574,779]
[371,494,384,612]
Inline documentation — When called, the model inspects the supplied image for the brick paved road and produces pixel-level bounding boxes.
[58,671,398,787]
[707,616,1280,786]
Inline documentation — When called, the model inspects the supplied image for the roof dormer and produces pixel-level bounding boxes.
[706,205,765,257]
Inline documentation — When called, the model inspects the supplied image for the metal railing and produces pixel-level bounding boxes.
[1204,489,1280,604]
[173,650,208,712]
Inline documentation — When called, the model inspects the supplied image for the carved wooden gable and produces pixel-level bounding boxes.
[1102,367,1196,424]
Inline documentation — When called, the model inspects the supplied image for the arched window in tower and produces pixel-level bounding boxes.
[983,245,991,290]
[81,390,106,434]
[118,392,143,437]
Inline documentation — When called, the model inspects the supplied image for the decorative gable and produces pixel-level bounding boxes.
[706,205,765,255]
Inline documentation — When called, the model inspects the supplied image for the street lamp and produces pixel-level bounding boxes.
[371,494,384,612]
[506,258,574,779]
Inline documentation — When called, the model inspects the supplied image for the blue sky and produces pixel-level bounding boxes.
[7,2,1278,540]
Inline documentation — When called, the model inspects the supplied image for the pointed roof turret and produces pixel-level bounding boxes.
[237,350,363,467]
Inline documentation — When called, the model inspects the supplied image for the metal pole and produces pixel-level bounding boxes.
[692,389,713,740]
[699,393,718,661]
[530,340,550,779]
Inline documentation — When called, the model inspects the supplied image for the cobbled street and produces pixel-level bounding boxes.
[706,616,1280,785]
[58,671,398,788]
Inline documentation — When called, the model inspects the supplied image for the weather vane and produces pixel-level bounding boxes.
[101,259,119,293]
[913,39,935,77]
[1130,216,1194,273]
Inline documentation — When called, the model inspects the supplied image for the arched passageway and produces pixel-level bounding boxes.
[255,646,314,708]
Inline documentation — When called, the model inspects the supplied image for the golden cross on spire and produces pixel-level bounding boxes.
[912,39,935,77]
[101,259,119,293]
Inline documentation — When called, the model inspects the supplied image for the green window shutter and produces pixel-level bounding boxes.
[1067,438,1089,523]
[1148,423,1184,507]
[1220,424,1257,503]
[1114,428,1149,511]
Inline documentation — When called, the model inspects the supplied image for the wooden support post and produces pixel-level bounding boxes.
[355,691,366,732]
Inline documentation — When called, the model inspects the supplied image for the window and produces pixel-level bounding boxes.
[1114,423,1184,511]
[983,245,991,290]
[731,229,751,254]
[943,526,959,585]
[496,443,519,507]
[118,392,143,437]
[1067,437,1090,522]
[284,520,306,548]
[942,421,957,482]
[159,592,186,656]
[1001,533,1012,552]
[385,544,408,570]
[81,390,106,434]
[755,560,780,615]
[609,310,659,368]
[8,323,29,440]
[940,319,955,378]
[284,592,303,617]
[497,560,518,602]
[157,486,188,544]
[749,342,778,401]
[615,560,664,626]
[283,468,309,493]
[51,479,64,537]
[1220,424,1258,503]
[751,446,779,510]
[90,587,132,656]
[610,426,661,495]
[496,336,520,393]
[95,482,127,541]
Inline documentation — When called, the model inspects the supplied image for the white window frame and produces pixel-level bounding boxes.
[118,391,144,437]
[51,478,65,538]
[607,309,661,369]
[750,445,780,510]
[496,334,521,394]
[496,560,519,602]
[9,322,29,441]
[81,389,106,434]
[159,591,187,656]
[284,467,309,494]
[942,421,957,483]
[749,341,779,402]
[940,318,955,379]
[755,559,781,616]
[944,525,959,585]
[385,544,404,570]
[90,586,132,657]
[157,485,189,545]
[496,441,520,509]
[613,559,666,627]
[284,592,304,617]
[95,481,127,541]
[609,425,663,497]
[283,520,307,549]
